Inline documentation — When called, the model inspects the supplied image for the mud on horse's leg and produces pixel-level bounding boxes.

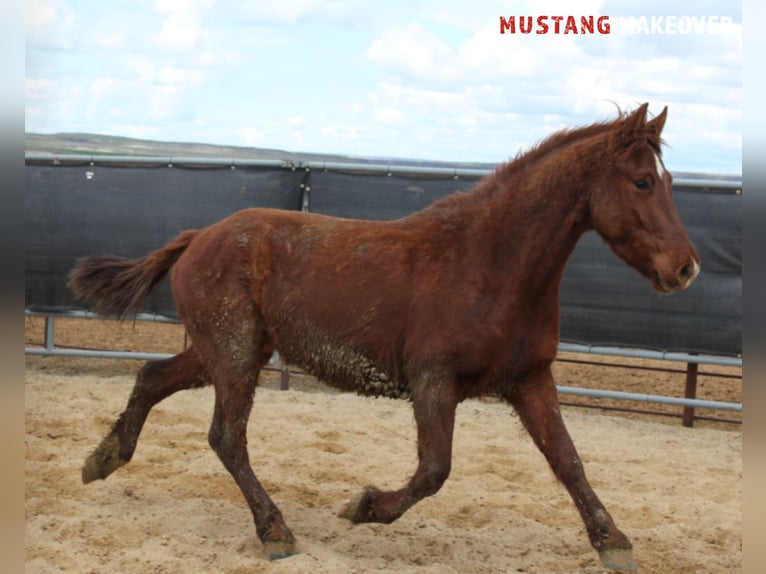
[82,348,210,483]
[338,372,459,524]
[504,366,637,571]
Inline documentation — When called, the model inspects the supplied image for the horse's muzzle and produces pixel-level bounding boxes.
[654,258,700,293]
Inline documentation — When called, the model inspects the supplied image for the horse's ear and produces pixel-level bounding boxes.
[646,106,668,136]
[623,103,649,130]
[616,102,649,146]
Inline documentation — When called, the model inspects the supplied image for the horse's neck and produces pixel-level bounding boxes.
[472,153,595,298]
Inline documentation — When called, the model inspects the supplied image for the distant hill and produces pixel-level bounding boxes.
[24,132,495,170]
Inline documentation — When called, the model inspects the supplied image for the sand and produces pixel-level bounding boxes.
[25,367,741,573]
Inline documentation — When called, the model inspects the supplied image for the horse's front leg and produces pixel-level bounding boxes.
[504,366,637,571]
[338,371,459,524]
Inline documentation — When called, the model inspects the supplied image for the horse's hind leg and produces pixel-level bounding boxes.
[205,351,296,560]
[503,366,637,571]
[82,347,210,483]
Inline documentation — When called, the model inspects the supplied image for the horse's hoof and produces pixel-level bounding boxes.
[263,540,296,561]
[337,486,382,523]
[337,491,367,522]
[82,435,126,484]
[599,547,638,571]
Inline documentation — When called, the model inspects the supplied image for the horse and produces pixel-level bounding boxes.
[68,103,699,571]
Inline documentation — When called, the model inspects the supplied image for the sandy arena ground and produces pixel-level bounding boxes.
[25,318,742,573]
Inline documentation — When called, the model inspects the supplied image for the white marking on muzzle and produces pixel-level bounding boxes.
[678,259,701,290]
[688,259,700,284]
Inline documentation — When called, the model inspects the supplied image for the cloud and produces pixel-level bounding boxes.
[26,76,89,132]
[26,0,76,49]
[360,19,604,159]
[25,78,58,126]
[373,105,404,123]
[26,0,57,32]
[239,0,366,25]
[366,18,587,90]
[149,0,216,52]
[366,23,457,83]
[658,102,741,171]
[85,58,206,125]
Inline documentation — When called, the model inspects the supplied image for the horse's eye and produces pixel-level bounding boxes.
[634,179,651,191]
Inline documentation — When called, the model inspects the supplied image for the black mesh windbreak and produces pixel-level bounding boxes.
[25,159,741,356]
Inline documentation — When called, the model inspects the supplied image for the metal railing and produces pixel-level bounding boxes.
[25,310,741,421]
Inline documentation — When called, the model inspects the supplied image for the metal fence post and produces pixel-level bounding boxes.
[682,360,700,427]
[44,315,56,352]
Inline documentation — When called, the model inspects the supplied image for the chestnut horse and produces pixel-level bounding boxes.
[68,103,699,571]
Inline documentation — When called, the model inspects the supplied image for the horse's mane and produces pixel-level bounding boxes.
[505,117,620,174]
[412,106,665,220]
[496,107,664,181]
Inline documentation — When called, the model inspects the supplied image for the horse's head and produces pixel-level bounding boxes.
[590,103,700,293]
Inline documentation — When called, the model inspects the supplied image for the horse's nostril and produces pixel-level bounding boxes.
[679,264,691,280]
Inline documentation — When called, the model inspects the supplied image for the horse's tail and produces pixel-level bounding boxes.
[67,229,199,320]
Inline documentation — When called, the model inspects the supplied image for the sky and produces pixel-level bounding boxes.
[25,0,742,174]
